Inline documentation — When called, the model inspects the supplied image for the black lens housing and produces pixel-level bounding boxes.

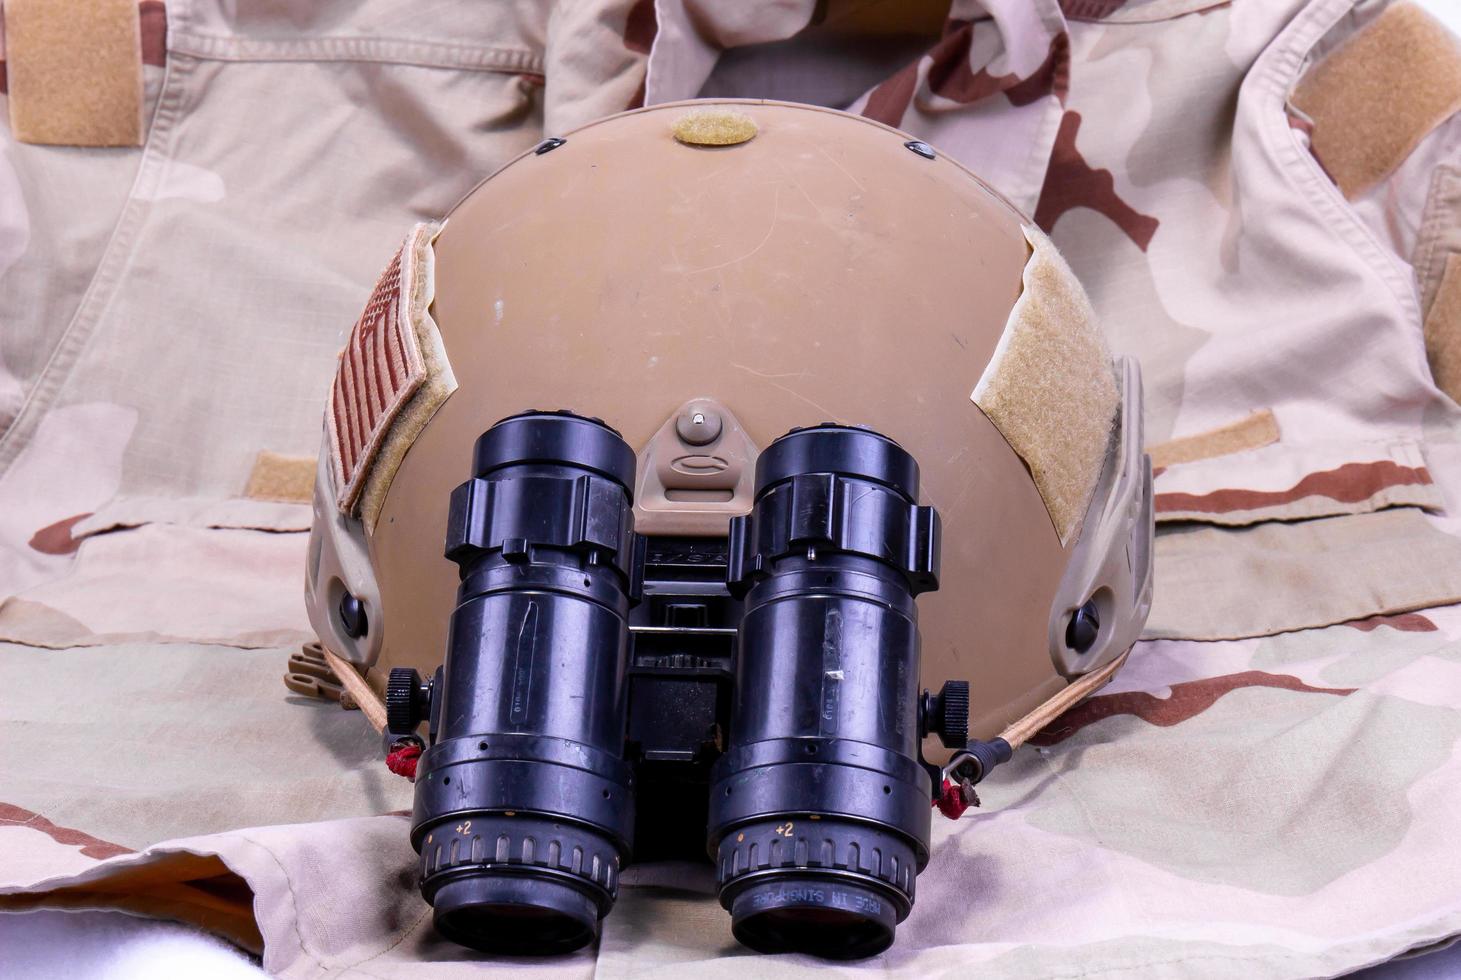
[709,425,941,959]
[408,411,641,954]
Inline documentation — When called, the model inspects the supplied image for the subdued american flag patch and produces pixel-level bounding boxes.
[327,223,445,516]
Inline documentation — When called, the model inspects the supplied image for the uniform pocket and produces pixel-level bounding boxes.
[1152,436,1442,526]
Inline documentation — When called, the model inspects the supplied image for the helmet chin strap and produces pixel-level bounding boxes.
[935,647,1130,817]
[319,644,388,734]
[934,357,1151,818]
[995,646,1131,752]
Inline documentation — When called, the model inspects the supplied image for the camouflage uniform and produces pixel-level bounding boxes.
[3,0,1461,976]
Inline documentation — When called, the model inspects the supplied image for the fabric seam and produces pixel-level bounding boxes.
[1007,0,1074,216]
[1255,0,1437,390]
[1063,0,1233,25]
[1414,162,1461,315]
[0,42,194,472]
[231,831,325,973]
[166,31,544,74]
[334,906,433,977]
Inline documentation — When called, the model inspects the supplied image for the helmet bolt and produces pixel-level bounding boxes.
[1066,600,1100,653]
[676,405,723,446]
[338,591,369,639]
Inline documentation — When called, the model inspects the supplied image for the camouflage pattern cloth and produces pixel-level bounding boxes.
[3,0,1461,976]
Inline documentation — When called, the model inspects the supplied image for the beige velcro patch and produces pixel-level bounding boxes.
[4,0,144,147]
[672,108,758,146]
[326,223,457,526]
[971,226,1119,546]
[1148,410,1280,470]
[245,451,316,504]
[1291,3,1461,200]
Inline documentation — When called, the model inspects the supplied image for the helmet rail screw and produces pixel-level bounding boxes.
[675,405,723,445]
[338,591,368,639]
[1066,600,1101,653]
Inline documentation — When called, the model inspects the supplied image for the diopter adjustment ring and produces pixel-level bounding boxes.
[756,424,919,499]
[473,410,632,485]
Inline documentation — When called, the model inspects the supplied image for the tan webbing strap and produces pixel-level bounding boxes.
[1291,2,1461,200]
[999,650,1130,750]
[1426,253,1461,402]
[4,0,144,147]
[320,645,388,733]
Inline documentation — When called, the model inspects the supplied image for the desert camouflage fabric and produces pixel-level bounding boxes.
[3,0,1461,976]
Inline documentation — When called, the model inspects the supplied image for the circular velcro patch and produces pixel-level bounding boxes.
[672,108,758,146]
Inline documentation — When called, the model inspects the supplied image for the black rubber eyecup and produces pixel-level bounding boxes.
[474,411,635,488]
[431,874,600,955]
[756,425,919,501]
[730,876,898,960]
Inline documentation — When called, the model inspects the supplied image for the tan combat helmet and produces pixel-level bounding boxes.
[304,99,1153,746]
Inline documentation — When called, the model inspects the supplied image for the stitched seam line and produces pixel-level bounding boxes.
[167,31,544,74]
[1065,0,1231,25]
[231,831,326,973]
[1414,167,1450,299]
[1063,0,1227,23]
[0,46,195,470]
[1014,0,1075,215]
[1256,0,1429,360]
[335,906,433,978]
[1415,163,1461,313]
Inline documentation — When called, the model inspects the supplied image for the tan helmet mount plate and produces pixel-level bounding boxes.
[634,398,758,536]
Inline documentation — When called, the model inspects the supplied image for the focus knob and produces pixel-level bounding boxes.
[924,680,970,748]
[386,667,428,736]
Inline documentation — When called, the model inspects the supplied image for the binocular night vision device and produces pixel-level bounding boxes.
[384,410,996,960]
